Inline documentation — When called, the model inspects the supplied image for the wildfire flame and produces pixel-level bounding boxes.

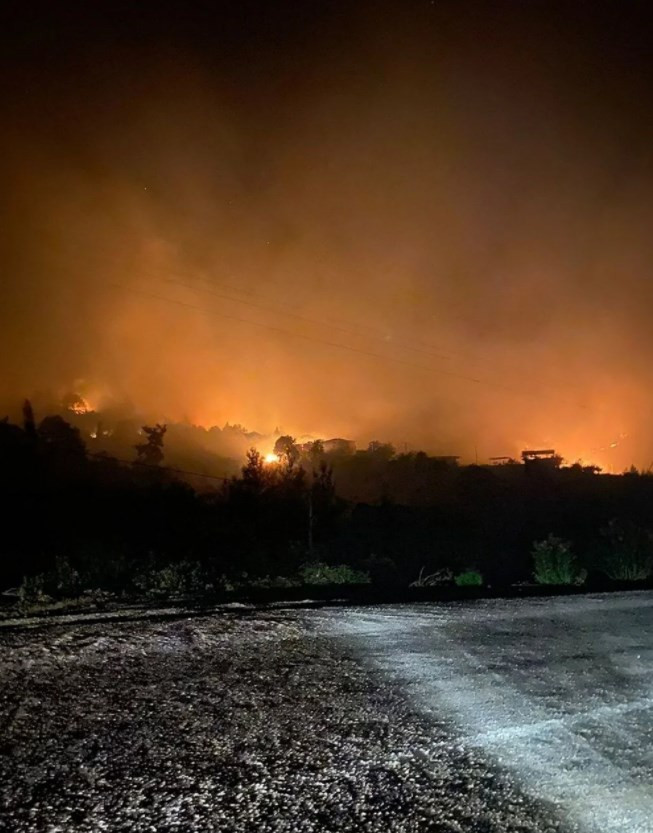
[67,396,91,415]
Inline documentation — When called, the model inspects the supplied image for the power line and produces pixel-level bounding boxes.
[87,450,232,483]
[106,281,592,411]
[47,239,587,406]
[138,267,575,397]
[44,239,513,370]
[151,273,455,363]
[108,282,487,385]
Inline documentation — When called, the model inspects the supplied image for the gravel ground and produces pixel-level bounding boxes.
[0,609,573,832]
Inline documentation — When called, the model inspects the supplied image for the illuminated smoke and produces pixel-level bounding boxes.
[2,3,653,470]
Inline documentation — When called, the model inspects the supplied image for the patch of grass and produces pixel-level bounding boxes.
[246,575,301,590]
[598,520,653,581]
[134,561,206,598]
[532,535,586,585]
[300,562,370,585]
[454,570,483,587]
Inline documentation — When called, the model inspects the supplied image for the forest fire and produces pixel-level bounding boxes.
[2,0,653,479]
[64,395,91,415]
[3,4,653,833]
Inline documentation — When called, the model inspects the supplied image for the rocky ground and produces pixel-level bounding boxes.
[0,608,574,832]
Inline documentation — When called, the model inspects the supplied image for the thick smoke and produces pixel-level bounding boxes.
[2,1,653,470]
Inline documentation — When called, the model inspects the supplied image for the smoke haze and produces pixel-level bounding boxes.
[2,1,653,469]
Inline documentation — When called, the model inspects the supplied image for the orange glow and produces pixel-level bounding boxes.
[4,20,653,474]
[67,397,91,415]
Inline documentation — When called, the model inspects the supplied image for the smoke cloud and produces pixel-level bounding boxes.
[2,1,653,469]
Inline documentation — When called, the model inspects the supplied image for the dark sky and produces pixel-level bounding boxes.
[2,1,653,467]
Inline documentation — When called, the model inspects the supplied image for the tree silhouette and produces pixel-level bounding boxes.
[38,415,86,461]
[274,435,300,468]
[308,439,325,466]
[135,424,167,466]
[367,440,396,461]
[312,460,335,503]
[23,399,36,439]
[241,447,266,492]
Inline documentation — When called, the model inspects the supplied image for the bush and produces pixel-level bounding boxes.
[300,562,370,585]
[598,520,653,581]
[532,535,586,585]
[52,555,82,597]
[454,569,483,587]
[18,573,51,604]
[18,555,82,603]
[134,561,206,598]
[74,543,131,594]
[365,553,400,585]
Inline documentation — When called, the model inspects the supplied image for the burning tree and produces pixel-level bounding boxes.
[62,392,91,414]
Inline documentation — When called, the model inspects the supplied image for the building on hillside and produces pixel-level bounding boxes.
[323,438,356,455]
[521,448,562,468]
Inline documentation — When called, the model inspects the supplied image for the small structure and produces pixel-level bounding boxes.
[521,449,556,462]
[323,438,356,455]
[521,448,562,469]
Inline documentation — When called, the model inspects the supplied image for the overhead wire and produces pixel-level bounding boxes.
[105,280,592,411]
[87,450,232,482]
[42,239,592,411]
[48,241,460,361]
[43,239,516,369]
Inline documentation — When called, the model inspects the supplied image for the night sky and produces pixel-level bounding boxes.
[2,1,653,467]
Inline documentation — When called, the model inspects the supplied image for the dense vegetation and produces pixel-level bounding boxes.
[2,402,653,602]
